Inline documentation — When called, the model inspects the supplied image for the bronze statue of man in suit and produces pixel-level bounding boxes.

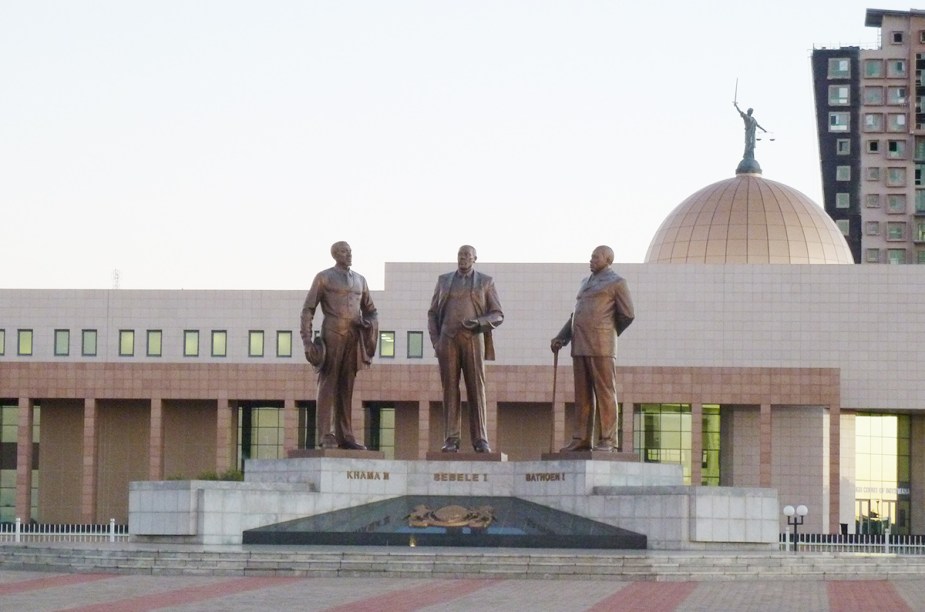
[551,245,634,452]
[428,245,504,453]
[300,241,378,450]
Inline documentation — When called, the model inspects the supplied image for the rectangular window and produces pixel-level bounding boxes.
[887,59,907,78]
[836,139,851,155]
[249,331,264,357]
[0,329,5,355]
[866,193,881,207]
[887,167,907,186]
[888,194,907,213]
[864,58,883,77]
[887,139,906,159]
[888,113,907,132]
[888,248,906,264]
[54,329,70,356]
[836,219,850,235]
[887,222,907,240]
[276,331,292,357]
[866,248,881,263]
[919,250,925,264]
[828,57,850,78]
[828,85,850,105]
[864,86,884,105]
[892,31,904,44]
[866,221,881,236]
[916,138,925,160]
[866,167,881,181]
[82,329,97,356]
[119,330,134,357]
[835,166,851,181]
[829,112,850,132]
[17,329,33,356]
[211,330,227,357]
[865,113,884,132]
[917,190,925,212]
[378,331,395,358]
[918,165,925,186]
[917,222,925,242]
[183,330,199,357]
[407,331,424,359]
[835,192,850,208]
[867,140,880,153]
[887,86,907,105]
[147,330,162,357]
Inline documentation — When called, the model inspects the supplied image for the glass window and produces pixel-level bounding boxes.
[828,85,850,105]
[887,140,906,159]
[867,140,880,153]
[211,330,227,357]
[17,329,33,356]
[865,113,884,132]
[918,165,925,186]
[634,403,696,485]
[119,330,134,357]
[866,248,881,263]
[836,165,851,181]
[276,331,292,358]
[407,331,424,359]
[249,331,264,357]
[147,330,162,357]
[866,221,881,235]
[887,86,907,105]
[888,248,906,264]
[887,222,907,240]
[887,59,907,78]
[835,193,850,208]
[891,31,904,44]
[917,222,925,242]
[184,330,199,357]
[887,113,907,132]
[887,167,907,186]
[918,250,925,264]
[829,112,850,132]
[54,329,69,356]
[836,219,850,235]
[866,193,881,207]
[866,167,881,181]
[0,329,5,355]
[916,190,925,212]
[864,86,884,105]
[828,57,850,78]
[864,59,883,77]
[378,331,395,358]
[82,329,97,356]
[836,139,851,155]
[916,138,925,160]
[888,194,907,213]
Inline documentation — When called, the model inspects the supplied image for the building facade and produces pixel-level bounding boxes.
[812,8,925,264]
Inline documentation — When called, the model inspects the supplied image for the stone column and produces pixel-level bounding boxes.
[14,397,33,521]
[148,397,164,481]
[829,400,841,534]
[81,398,98,523]
[351,395,366,446]
[690,402,703,486]
[620,395,634,454]
[282,398,298,455]
[759,403,772,487]
[215,397,234,473]
[417,397,430,459]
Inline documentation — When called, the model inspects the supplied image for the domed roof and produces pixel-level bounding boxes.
[644,174,853,264]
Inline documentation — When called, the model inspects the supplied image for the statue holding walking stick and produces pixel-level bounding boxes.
[551,246,634,452]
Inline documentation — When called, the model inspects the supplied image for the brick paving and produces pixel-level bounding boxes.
[4,571,925,611]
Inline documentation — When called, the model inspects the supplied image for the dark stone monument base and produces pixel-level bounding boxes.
[287,448,385,459]
[424,450,508,462]
[735,157,762,174]
[541,451,640,462]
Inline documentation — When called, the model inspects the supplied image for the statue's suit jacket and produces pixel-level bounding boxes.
[427,270,504,360]
[555,268,634,357]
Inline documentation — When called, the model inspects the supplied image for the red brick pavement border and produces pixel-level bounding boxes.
[826,580,913,612]
[321,578,504,612]
[0,573,117,596]
[587,581,698,612]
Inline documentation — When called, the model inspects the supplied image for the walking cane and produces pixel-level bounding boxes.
[550,348,559,452]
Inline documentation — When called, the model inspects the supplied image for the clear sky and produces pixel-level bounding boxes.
[0,1,885,290]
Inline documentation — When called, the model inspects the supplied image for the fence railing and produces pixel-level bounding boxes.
[779,532,925,554]
[0,519,129,543]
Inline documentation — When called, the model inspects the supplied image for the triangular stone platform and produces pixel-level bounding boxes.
[242,495,646,549]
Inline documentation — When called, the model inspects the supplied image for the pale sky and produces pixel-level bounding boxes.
[0,0,884,290]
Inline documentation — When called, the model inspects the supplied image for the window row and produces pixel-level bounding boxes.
[864,221,918,241]
[0,329,429,360]
[830,85,908,106]
[829,57,908,79]
[865,248,922,265]
[830,112,911,134]
[863,193,911,213]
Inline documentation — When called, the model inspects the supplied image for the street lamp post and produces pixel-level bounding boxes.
[783,504,808,553]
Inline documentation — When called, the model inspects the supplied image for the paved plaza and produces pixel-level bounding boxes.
[2,568,925,611]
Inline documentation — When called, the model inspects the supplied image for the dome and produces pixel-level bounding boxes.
[644,174,853,264]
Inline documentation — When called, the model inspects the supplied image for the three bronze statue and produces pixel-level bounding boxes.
[300,241,634,454]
